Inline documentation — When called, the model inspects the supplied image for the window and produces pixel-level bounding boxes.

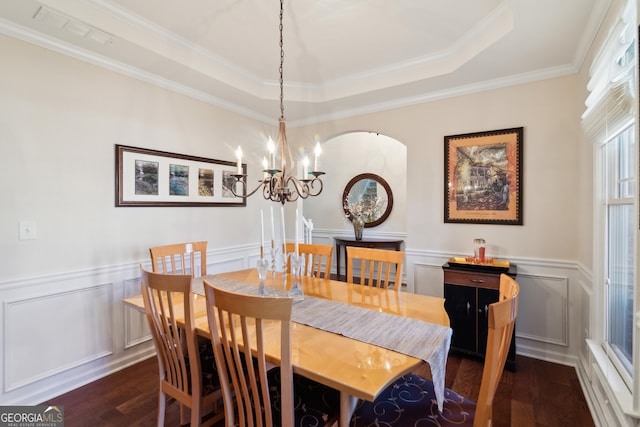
[583,0,637,390]
[603,125,636,378]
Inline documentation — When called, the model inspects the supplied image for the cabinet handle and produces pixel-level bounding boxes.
[471,279,486,283]
[478,304,489,317]
[466,302,471,316]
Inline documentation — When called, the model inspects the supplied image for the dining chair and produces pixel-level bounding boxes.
[350,273,520,427]
[150,241,208,277]
[203,280,340,427]
[148,241,217,422]
[346,247,404,290]
[285,242,333,278]
[140,266,223,427]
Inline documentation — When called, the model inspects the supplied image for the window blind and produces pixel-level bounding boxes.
[581,11,635,142]
[582,79,634,141]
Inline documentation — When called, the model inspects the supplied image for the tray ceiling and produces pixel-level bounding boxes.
[0,0,610,124]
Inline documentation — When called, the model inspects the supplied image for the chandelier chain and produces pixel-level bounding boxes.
[230,0,324,204]
[279,0,285,119]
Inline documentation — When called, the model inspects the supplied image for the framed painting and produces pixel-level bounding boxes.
[115,144,246,207]
[444,127,523,225]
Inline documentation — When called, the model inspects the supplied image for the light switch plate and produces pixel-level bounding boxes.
[19,221,36,240]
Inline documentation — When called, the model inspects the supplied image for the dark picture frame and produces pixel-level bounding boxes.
[444,127,523,225]
[342,173,394,228]
[115,144,246,207]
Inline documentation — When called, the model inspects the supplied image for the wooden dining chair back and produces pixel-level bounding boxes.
[347,283,402,315]
[203,281,340,427]
[347,247,404,290]
[475,273,520,426]
[285,242,333,278]
[350,273,520,427]
[150,241,208,277]
[140,266,222,427]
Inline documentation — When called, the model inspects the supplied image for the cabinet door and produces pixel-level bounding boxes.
[444,284,477,353]
[477,287,499,355]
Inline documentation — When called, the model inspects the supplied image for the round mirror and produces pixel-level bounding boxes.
[342,173,393,228]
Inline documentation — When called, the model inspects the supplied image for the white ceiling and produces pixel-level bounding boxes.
[0,0,610,125]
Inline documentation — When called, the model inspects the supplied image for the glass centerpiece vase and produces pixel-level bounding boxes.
[287,252,304,301]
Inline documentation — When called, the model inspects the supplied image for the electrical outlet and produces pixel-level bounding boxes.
[19,221,36,240]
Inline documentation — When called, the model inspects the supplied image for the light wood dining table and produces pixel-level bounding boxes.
[124,269,451,426]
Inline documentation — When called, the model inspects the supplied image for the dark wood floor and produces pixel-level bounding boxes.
[42,353,594,426]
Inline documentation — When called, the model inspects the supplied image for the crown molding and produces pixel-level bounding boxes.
[0,17,273,124]
[0,12,582,128]
[289,63,579,127]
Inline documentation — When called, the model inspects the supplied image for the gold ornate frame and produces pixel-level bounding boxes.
[444,127,523,225]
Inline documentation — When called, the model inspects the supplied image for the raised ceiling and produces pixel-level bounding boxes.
[0,0,610,125]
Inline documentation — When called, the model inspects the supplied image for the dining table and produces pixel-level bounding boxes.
[123,268,452,426]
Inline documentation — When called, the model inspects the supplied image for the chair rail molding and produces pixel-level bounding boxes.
[0,240,592,411]
[0,244,255,405]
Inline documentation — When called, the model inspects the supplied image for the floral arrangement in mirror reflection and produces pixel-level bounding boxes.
[343,194,385,223]
[344,194,385,241]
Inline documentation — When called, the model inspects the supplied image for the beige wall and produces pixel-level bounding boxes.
[0,35,273,281]
[0,32,585,279]
[292,75,584,261]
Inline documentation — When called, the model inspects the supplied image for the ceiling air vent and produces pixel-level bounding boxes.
[33,5,113,45]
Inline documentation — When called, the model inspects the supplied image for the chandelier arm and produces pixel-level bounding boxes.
[273,175,284,201]
[304,177,324,197]
[261,175,276,201]
[287,192,299,203]
[283,175,302,196]
[285,175,322,200]
[263,182,274,201]
[283,181,299,203]
[230,176,268,198]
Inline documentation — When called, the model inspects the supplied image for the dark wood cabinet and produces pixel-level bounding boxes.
[444,283,477,353]
[442,262,517,370]
[334,237,403,280]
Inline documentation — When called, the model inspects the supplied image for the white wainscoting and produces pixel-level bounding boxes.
[574,265,640,427]
[404,248,582,366]
[123,276,150,349]
[4,284,113,392]
[0,244,254,405]
[0,236,587,406]
[410,261,445,296]
[515,273,569,346]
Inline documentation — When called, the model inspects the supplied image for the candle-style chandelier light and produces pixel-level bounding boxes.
[231,0,325,205]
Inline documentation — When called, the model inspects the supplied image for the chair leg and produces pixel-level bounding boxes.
[157,390,166,427]
[179,404,189,425]
[190,398,201,427]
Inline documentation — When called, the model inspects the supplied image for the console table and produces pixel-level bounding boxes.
[334,237,404,280]
[442,261,517,370]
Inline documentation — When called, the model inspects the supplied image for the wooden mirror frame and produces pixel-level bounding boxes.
[342,173,394,228]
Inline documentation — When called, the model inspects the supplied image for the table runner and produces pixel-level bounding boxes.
[192,275,452,411]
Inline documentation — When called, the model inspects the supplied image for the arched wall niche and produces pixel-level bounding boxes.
[303,131,407,236]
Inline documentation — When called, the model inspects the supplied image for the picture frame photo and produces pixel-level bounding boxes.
[115,144,246,207]
[444,127,523,225]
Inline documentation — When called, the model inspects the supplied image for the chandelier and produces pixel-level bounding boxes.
[231,0,324,204]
